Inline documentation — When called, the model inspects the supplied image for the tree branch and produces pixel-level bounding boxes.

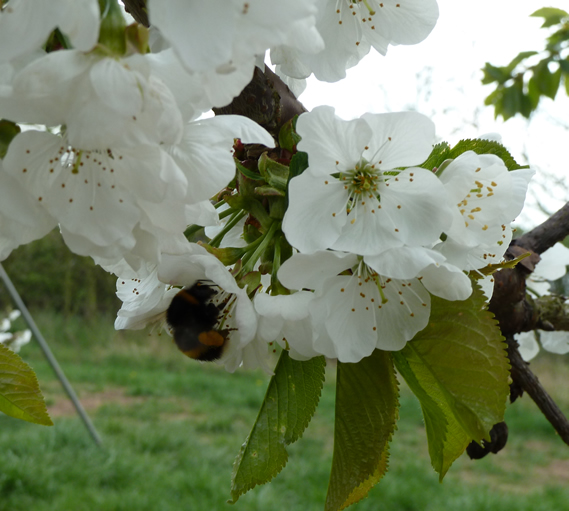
[514,201,569,255]
[506,335,569,446]
[213,66,306,137]
[122,0,149,27]
[489,200,569,334]
[488,203,569,450]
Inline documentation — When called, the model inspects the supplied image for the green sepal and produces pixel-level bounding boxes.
[258,152,289,192]
[44,28,72,52]
[97,0,127,56]
[243,223,262,244]
[223,195,272,231]
[254,185,286,197]
[269,196,287,220]
[0,343,53,426]
[0,120,20,159]
[235,158,264,181]
[239,271,262,296]
[394,282,510,480]
[229,352,326,503]
[325,350,399,511]
[288,151,309,181]
[198,243,245,266]
[278,116,301,153]
[125,23,149,54]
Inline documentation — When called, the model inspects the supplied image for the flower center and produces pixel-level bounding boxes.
[341,163,382,214]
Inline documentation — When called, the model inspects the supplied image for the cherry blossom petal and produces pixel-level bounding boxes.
[296,106,372,171]
[278,251,358,291]
[282,172,349,253]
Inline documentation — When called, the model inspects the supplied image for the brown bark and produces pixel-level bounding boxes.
[122,0,149,27]
[506,335,569,446]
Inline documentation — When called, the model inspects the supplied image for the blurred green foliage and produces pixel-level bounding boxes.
[483,8,569,120]
[0,230,120,318]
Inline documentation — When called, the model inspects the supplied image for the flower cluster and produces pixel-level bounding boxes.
[0,1,534,372]
[264,107,533,362]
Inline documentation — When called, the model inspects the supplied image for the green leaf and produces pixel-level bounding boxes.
[560,58,569,75]
[531,59,562,100]
[0,120,21,159]
[420,142,451,171]
[0,343,53,426]
[393,352,470,481]
[423,139,526,173]
[394,283,510,479]
[230,352,325,503]
[325,350,399,511]
[531,7,568,28]
[504,51,539,75]
[449,138,526,170]
[501,83,524,120]
[429,138,525,172]
[481,63,510,85]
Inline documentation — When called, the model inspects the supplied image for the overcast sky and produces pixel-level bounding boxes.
[298,0,569,228]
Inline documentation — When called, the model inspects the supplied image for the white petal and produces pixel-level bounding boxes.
[361,112,436,169]
[58,0,100,52]
[278,251,358,291]
[0,0,60,62]
[0,170,57,261]
[532,243,569,282]
[296,106,372,171]
[364,246,446,280]
[419,263,473,301]
[149,0,234,72]
[540,331,569,355]
[310,275,378,362]
[283,172,348,253]
[515,332,540,362]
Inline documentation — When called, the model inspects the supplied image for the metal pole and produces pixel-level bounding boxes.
[0,263,103,447]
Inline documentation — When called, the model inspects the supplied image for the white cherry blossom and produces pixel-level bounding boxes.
[1,50,184,149]
[278,250,431,363]
[3,130,185,260]
[272,0,438,82]
[516,328,569,361]
[115,244,271,372]
[434,151,534,272]
[255,291,321,361]
[148,0,323,74]
[282,106,452,255]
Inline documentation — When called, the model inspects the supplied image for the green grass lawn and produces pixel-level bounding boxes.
[2,311,569,511]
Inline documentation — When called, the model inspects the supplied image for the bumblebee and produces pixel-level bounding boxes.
[166,282,229,361]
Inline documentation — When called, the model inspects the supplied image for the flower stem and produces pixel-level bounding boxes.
[209,210,247,248]
[240,221,280,276]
